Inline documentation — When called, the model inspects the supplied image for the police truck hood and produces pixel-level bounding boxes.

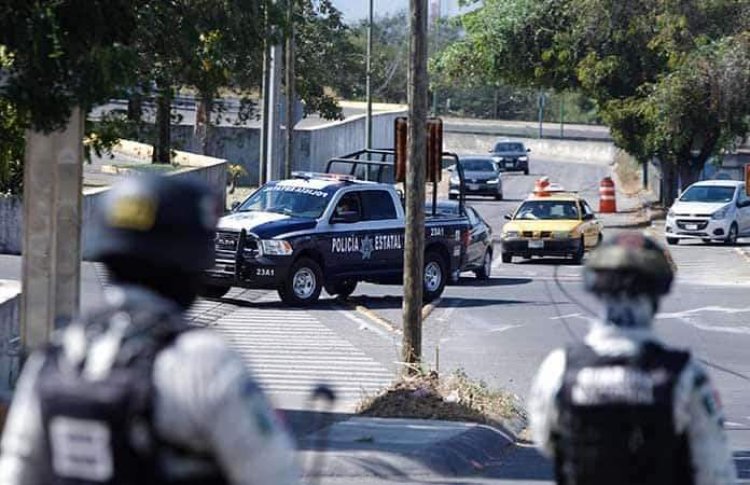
[218,211,317,238]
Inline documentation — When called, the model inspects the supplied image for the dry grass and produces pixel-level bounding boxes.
[357,369,525,428]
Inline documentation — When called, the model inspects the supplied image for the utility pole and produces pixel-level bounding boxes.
[21,108,83,352]
[365,0,374,149]
[261,0,283,184]
[284,0,296,179]
[402,0,428,375]
[430,0,440,116]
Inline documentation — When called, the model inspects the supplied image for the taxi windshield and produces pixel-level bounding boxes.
[514,200,580,220]
[679,185,736,203]
[237,184,331,219]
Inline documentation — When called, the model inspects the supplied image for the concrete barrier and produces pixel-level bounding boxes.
[0,281,20,393]
[168,109,406,186]
[0,142,228,255]
[444,132,616,166]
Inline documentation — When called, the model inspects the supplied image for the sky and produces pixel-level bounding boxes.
[334,0,468,23]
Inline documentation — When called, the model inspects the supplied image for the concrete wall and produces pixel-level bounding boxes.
[443,132,615,166]
[0,147,227,256]
[0,198,22,255]
[0,281,20,392]
[169,110,405,186]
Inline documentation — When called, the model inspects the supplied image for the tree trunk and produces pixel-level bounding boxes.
[195,95,212,156]
[153,89,171,164]
[661,161,678,207]
[127,94,142,123]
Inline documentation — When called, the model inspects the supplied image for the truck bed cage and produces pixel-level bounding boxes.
[324,148,468,216]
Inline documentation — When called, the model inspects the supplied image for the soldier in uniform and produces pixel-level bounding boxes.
[0,176,300,484]
[529,232,736,485]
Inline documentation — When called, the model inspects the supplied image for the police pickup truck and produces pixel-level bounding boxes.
[201,172,473,306]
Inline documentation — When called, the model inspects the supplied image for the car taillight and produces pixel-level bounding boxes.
[461,229,471,247]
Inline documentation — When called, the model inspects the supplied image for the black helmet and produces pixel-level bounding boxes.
[89,175,218,272]
[584,232,674,297]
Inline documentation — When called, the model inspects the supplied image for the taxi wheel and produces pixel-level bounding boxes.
[423,251,447,303]
[198,284,231,299]
[572,238,585,264]
[279,257,323,307]
[501,252,513,264]
[666,237,679,245]
[475,250,492,280]
[332,280,358,299]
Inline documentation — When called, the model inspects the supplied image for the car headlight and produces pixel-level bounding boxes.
[518,156,528,162]
[711,206,730,220]
[667,209,676,218]
[552,231,571,239]
[260,239,293,256]
[493,156,504,163]
[450,174,459,184]
[487,178,499,184]
[503,230,520,239]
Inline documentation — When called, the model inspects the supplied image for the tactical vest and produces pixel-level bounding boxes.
[36,308,227,485]
[555,342,693,485]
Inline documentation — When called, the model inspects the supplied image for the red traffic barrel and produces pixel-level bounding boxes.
[599,177,616,213]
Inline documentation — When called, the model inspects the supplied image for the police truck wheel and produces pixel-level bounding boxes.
[198,284,231,299]
[279,258,323,306]
[332,280,357,299]
[523,168,529,175]
[423,251,447,303]
[475,250,492,280]
[494,192,503,201]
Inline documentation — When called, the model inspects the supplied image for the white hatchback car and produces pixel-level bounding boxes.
[665,180,750,245]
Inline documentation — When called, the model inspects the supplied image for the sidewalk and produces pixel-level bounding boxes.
[291,414,552,484]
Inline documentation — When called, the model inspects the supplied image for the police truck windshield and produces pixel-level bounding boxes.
[514,200,580,220]
[237,184,331,219]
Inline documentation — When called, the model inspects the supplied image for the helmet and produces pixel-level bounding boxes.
[89,175,218,272]
[584,232,674,297]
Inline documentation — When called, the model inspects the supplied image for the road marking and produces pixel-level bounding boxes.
[333,304,396,340]
[212,306,393,402]
[657,306,750,335]
[550,313,583,321]
[488,324,523,334]
[735,247,750,264]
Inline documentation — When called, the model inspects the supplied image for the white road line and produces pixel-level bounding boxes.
[488,324,523,334]
[333,305,395,340]
[212,306,394,404]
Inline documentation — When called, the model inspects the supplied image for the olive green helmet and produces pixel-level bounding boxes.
[584,232,674,297]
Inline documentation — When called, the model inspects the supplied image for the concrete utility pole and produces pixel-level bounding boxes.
[21,108,83,351]
[365,0,374,149]
[402,0,428,375]
[260,0,283,184]
[284,0,296,179]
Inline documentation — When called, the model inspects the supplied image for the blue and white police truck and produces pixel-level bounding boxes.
[202,162,473,306]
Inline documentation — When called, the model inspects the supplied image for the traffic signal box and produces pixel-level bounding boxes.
[394,117,443,184]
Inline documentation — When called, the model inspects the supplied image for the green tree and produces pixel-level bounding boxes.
[0,1,144,193]
[441,0,750,202]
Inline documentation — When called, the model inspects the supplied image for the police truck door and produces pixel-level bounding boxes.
[359,190,404,274]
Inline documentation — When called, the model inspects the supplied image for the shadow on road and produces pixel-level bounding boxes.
[455,277,534,287]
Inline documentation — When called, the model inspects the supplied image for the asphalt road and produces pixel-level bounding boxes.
[3,155,750,482]
[339,157,750,483]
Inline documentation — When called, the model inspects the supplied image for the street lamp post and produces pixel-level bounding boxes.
[365,0,374,150]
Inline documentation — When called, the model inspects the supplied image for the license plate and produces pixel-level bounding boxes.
[528,240,544,249]
[468,184,479,191]
[685,224,698,230]
[505,162,514,168]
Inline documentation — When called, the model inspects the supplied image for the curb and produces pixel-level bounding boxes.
[419,423,515,476]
